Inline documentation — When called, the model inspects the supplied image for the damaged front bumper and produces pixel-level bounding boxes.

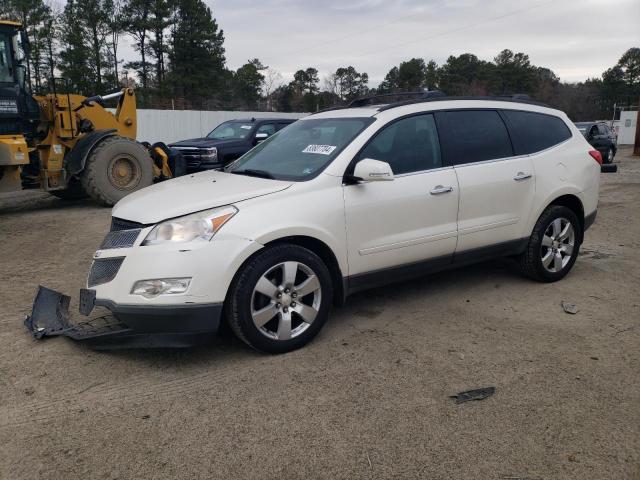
[24,286,223,349]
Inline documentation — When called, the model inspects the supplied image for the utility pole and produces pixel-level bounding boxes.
[635,99,640,156]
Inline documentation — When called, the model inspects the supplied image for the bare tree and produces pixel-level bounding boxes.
[263,67,283,111]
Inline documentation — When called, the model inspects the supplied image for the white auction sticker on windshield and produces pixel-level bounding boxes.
[240,125,252,129]
[302,144,337,155]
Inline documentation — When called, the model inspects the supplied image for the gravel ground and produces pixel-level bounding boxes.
[1,147,638,480]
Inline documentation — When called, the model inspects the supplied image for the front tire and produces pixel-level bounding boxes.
[81,136,154,207]
[226,244,333,353]
[517,205,581,282]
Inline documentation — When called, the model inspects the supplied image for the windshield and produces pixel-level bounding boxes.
[207,121,255,140]
[0,34,14,83]
[226,117,373,181]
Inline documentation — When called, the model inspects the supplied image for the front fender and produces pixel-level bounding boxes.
[65,129,117,175]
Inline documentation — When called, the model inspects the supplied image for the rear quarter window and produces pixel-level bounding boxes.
[502,110,572,155]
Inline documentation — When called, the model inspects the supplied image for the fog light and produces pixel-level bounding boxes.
[131,278,191,298]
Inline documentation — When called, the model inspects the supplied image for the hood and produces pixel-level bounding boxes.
[112,171,292,224]
[169,138,246,149]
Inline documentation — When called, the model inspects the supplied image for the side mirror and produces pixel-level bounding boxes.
[255,132,269,143]
[353,158,394,182]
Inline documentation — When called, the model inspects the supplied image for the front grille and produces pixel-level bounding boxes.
[110,217,144,232]
[99,229,141,249]
[172,147,219,169]
[87,257,125,287]
[174,148,204,168]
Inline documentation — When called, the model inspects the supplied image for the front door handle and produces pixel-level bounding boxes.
[430,185,453,195]
[513,172,532,181]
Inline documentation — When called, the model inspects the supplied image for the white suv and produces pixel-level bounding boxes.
[84,95,606,352]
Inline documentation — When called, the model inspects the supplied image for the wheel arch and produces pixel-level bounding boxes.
[65,129,118,175]
[264,235,346,306]
[547,193,585,242]
[226,234,346,307]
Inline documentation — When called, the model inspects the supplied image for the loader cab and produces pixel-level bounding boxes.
[0,20,38,138]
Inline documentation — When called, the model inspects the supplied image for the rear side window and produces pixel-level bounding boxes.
[502,110,572,155]
[435,110,513,165]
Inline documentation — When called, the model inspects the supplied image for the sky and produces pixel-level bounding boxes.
[121,0,640,87]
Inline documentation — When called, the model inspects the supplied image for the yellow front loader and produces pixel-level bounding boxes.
[0,20,182,206]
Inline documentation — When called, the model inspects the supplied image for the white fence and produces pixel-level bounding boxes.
[132,109,308,144]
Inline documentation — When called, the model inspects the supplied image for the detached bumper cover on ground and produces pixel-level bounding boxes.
[24,285,223,349]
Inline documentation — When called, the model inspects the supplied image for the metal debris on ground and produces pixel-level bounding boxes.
[561,301,578,314]
[449,386,496,404]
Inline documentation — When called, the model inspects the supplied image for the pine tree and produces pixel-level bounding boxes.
[58,0,93,94]
[167,0,226,107]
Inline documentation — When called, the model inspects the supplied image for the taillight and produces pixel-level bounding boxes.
[589,150,603,165]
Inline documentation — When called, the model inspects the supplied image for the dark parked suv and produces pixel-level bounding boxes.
[169,118,297,171]
[574,122,617,164]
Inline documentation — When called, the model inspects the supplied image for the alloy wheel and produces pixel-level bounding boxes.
[540,217,575,273]
[250,261,322,341]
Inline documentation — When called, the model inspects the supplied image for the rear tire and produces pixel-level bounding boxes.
[517,205,581,282]
[81,136,153,207]
[226,244,333,353]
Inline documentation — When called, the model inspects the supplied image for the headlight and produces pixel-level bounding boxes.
[142,205,237,245]
[202,147,217,159]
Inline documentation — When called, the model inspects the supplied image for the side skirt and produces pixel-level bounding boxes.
[345,237,528,297]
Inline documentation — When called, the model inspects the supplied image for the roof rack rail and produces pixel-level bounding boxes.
[348,90,445,108]
[376,93,549,112]
[310,92,547,116]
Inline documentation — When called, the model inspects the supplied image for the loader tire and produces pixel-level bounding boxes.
[81,136,153,207]
[50,178,87,200]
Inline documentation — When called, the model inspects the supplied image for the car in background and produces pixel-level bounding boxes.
[575,121,617,164]
[169,118,298,172]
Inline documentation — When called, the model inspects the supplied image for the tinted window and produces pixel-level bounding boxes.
[359,114,441,174]
[503,110,572,155]
[435,110,513,165]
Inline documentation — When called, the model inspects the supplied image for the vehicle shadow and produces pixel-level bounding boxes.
[102,256,526,366]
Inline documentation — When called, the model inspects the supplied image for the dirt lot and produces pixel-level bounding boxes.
[1,147,638,480]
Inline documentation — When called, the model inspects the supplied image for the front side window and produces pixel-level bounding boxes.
[227,117,373,181]
[0,34,13,83]
[436,110,514,165]
[503,110,572,155]
[358,114,441,175]
[207,121,254,140]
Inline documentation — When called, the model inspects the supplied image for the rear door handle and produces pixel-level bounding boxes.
[513,172,532,181]
[430,185,453,195]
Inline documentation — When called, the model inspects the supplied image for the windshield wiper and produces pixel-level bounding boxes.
[231,169,275,180]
